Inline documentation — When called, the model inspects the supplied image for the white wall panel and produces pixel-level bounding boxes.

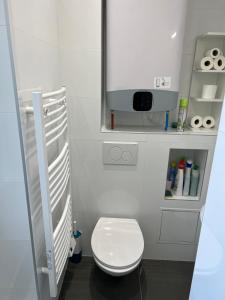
[59,0,222,262]
[0,3,38,298]
[7,0,61,299]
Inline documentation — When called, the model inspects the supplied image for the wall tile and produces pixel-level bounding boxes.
[9,0,58,46]
[0,288,37,300]
[61,48,101,99]
[0,181,30,240]
[183,8,225,55]
[59,0,101,51]
[179,54,193,98]
[0,26,16,112]
[0,240,36,290]
[0,0,6,25]
[68,96,101,140]
[191,0,225,10]
[13,29,60,92]
[0,113,24,181]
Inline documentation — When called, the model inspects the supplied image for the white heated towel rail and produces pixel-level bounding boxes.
[30,87,73,297]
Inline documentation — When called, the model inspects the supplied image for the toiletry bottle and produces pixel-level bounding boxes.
[174,159,185,196]
[183,160,193,196]
[190,165,200,197]
[170,161,177,189]
[177,98,189,132]
[166,168,172,189]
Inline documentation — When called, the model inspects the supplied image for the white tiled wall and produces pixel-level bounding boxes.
[0,1,38,299]
[4,1,225,299]
[0,0,5,25]
[58,0,221,260]
[8,0,60,92]
[6,0,61,299]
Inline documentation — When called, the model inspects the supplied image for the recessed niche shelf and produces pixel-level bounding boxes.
[101,125,218,136]
[188,126,218,135]
[191,97,223,103]
[193,69,225,73]
[165,148,208,201]
[165,195,199,201]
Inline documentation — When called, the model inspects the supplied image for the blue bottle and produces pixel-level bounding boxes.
[169,161,177,189]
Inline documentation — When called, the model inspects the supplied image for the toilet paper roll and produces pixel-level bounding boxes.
[203,116,215,129]
[206,48,223,59]
[201,85,218,99]
[190,115,203,129]
[199,57,214,70]
[214,56,225,70]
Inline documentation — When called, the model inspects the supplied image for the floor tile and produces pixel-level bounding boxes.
[59,257,141,300]
[59,258,194,300]
[140,260,194,300]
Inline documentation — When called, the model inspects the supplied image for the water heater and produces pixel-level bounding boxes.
[106,0,188,112]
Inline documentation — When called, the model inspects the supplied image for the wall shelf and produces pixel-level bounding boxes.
[199,32,225,38]
[101,125,218,135]
[191,97,223,103]
[193,69,225,73]
[188,126,218,134]
[165,195,199,201]
[188,33,225,133]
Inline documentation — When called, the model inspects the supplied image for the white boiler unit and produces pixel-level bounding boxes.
[106,0,188,112]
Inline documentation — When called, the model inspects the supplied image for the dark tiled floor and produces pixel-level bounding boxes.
[59,257,194,300]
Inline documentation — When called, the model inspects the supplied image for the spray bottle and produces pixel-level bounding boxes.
[174,159,185,196]
[183,160,193,196]
[190,165,200,197]
[177,98,188,132]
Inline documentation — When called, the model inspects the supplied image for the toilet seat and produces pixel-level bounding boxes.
[91,218,144,275]
[93,253,142,276]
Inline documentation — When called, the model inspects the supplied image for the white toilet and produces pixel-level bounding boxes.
[91,217,144,276]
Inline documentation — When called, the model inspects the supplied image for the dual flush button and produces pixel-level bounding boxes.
[103,142,138,166]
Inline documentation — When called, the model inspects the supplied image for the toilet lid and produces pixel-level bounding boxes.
[91,218,144,269]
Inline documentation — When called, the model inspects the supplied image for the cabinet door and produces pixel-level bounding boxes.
[159,209,199,244]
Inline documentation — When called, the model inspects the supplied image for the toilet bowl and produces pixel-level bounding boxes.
[91,217,144,276]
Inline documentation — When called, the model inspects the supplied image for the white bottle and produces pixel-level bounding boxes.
[174,160,185,196]
[190,167,200,197]
[183,160,193,196]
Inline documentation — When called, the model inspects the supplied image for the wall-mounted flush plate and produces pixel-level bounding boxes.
[103,142,138,165]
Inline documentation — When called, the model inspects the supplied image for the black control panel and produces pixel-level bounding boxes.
[133,91,153,111]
